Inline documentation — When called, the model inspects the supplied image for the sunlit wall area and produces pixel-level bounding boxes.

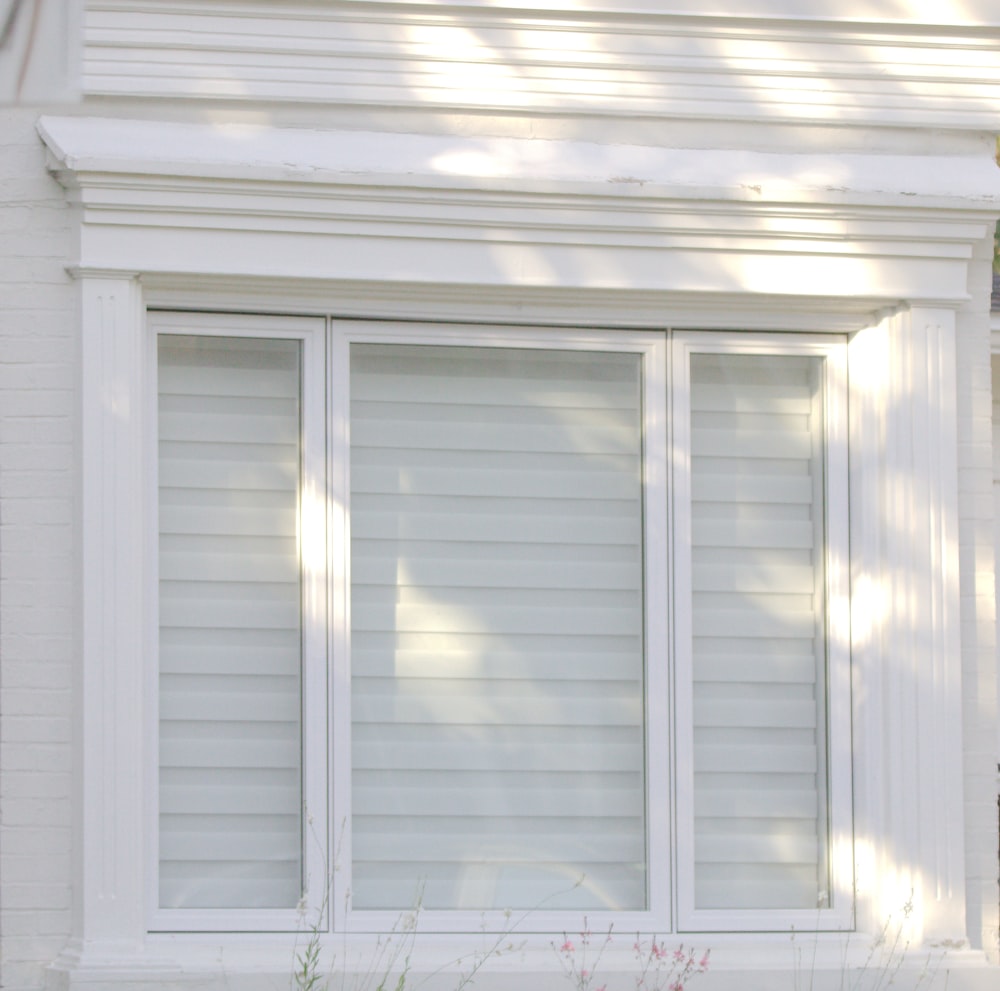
[2,3,1000,991]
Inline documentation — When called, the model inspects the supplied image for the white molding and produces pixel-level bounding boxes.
[78,274,148,948]
[850,308,967,945]
[143,276,889,333]
[37,117,1000,309]
[82,1,1000,129]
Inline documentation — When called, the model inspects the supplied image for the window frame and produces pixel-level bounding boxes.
[670,331,854,934]
[143,312,853,937]
[330,319,672,936]
[146,311,330,934]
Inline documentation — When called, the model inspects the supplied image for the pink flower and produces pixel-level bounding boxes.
[673,948,685,962]
[560,940,574,953]
[698,951,710,970]
[670,983,684,991]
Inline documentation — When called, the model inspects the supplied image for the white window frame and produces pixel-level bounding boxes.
[670,331,853,934]
[141,313,854,937]
[330,319,671,936]
[145,311,329,934]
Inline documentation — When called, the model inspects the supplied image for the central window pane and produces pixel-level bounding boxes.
[349,344,646,911]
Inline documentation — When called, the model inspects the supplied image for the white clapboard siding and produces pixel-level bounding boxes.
[689,352,829,911]
[350,344,646,912]
[158,335,302,910]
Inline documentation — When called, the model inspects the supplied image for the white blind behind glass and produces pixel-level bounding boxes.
[158,335,303,910]
[350,343,646,912]
[689,352,830,911]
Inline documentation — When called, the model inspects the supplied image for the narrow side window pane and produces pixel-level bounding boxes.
[689,352,830,911]
[157,335,303,910]
[350,343,646,912]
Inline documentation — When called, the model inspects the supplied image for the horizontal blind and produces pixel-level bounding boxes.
[350,343,646,912]
[689,352,830,911]
[158,335,303,910]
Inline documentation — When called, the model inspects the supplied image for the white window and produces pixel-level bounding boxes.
[149,314,852,935]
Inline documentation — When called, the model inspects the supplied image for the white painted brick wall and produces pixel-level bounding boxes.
[0,107,78,991]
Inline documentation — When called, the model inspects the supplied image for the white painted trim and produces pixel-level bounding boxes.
[78,275,148,947]
[81,2,1000,129]
[37,117,1000,308]
[848,308,968,946]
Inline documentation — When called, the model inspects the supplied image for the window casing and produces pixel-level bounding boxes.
[148,313,852,935]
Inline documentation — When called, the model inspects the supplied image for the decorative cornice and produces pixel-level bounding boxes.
[37,115,1000,309]
[83,1,1000,129]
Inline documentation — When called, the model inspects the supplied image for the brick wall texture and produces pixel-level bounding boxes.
[0,108,77,991]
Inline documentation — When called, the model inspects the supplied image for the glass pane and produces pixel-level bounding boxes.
[689,352,830,911]
[350,344,646,911]
[158,335,303,910]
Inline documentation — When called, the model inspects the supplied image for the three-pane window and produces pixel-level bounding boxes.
[151,314,851,934]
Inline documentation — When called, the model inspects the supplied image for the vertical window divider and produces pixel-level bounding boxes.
[301,319,331,932]
[641,331,672,929]
[329,319,354,929]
